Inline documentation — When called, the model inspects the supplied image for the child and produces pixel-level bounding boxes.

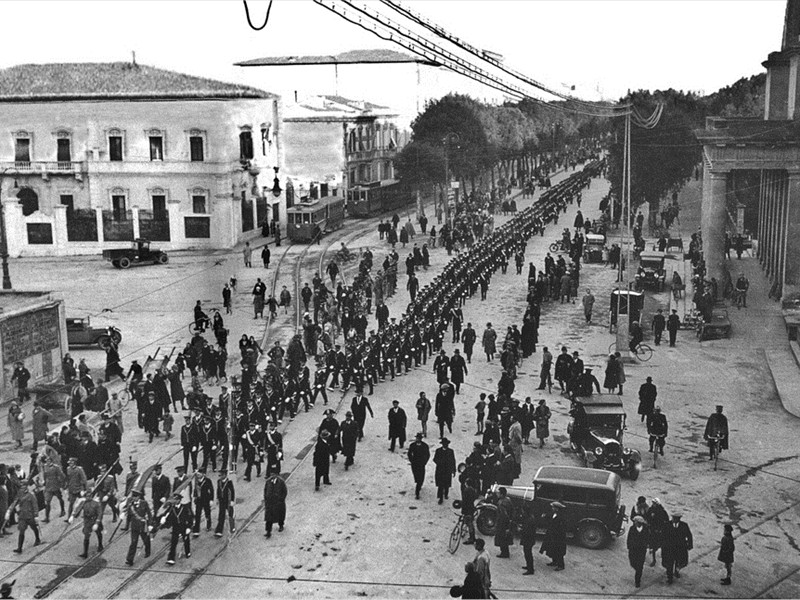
[718,524,734,585]
[162,411,174,441]
[474,393,486,435]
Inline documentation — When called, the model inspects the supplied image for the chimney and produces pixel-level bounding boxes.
[131,51,137,67]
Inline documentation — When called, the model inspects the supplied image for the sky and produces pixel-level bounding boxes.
[0,0,786,105]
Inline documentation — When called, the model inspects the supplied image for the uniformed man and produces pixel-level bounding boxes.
[163,493,193,566]
[192,468,214,536]
[151,464,171,516]
[181,415,199,472]
[214,470,236,537]
[72,492,103,558]
[125,489,151,566]
[11,482,41,553]
[264,422,284,476]
[241,422,263,482]
[263,472,288,539]
[66,456,87,521]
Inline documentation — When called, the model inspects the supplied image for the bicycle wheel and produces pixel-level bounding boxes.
[549,243,560,253]
[448,520,462,554]
[652,445,658,469]
[637,344,653,362]
[714,441,720,471]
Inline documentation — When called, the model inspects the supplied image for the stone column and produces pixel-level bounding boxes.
[757,171,766,265]
[782,171,800,299]
[702,169,730,290]
[52,204,68,256]
[131,206,141,239]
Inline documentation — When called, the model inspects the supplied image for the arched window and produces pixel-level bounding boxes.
[17,187,39,216]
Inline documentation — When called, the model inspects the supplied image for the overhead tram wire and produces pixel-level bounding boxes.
[311,0,627,119]
[379,0,629,111]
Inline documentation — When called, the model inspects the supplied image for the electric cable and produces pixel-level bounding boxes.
[242,0,274,31]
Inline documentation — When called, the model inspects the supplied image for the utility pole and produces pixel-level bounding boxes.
[615,112,634,362]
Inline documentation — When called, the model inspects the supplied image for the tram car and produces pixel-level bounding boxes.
[348,181,412,218]
[286,195,345,243]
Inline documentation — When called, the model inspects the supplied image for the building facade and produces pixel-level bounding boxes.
[696,0,800,302]
[0,62,284,257]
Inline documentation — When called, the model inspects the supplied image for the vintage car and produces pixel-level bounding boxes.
[635,251,667,291]
[66,317,122,349]
[583,233,606,263]
[473,466,627,549]
[102,239,168,269]
[568,395,642,480]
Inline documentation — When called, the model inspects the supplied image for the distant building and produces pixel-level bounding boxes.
[281,94,406,207]
[0,291,66,401]
[0,62,282,257]
[695,0,800,303]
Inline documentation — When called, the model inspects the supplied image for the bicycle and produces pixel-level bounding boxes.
[448,511,471,554]
[608,341,653,362]
[651,434,665,468]
[707,435,723,471]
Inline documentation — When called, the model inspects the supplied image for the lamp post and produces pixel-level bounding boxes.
[442,132,460,231]
[0,168,17,290]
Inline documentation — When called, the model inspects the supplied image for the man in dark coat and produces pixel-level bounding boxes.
[407,432,430,499]
[433,438,456,504]
[704,405,729,458]
[628,516,650,587]
[449,349,468,394]
[667,309,681,347]
[520,317,537,357]
[661,513,693,584]
[350,393,374,442]
[651,309,666,345]
[462,323,477,363]
[637,377,658,422]
[263,472,287,537]
[521,510,537,575]
[494,487,513,558]
[192,469,214,535]
[313,431,332,491]
[387,400,407,452]
[435,383,456,437]
[540,501,567,570]
[554,347,573,391]
[318,411,340,463]
[433,350,450,384]
[338,411,359,470]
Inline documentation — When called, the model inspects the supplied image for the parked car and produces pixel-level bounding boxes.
[473,466,627,549]
[635,251,667,291]
[102,239,168,269]
[66,317,122,349]
[583,233,606,263]
[567,395,642,480]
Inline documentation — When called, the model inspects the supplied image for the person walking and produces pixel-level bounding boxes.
[540,501,566,571]
[667,309,681,347]
[433,438,456,505]
[11,482,41,553]
[520,510,537,575]
[652,309,666,346]
[214,470,236,536]
[718,524,735,585]
[164,495,193,566]
[662,513,693,584]
[537,346,553,391]
[313,431,332,491]
[450,349,468,394]
[263,472,287,538]
[31,402,52,452]
[415,392,431,438]
[582,289,595,323]
[482,323,497,362]
[533,399,552,448]
[473,539,492,598]
[462,323,476,364]
[387,400,407,452]
[638,377,657,422]
[125,489,152,566]
[242,242,252,268]
[261,245,270,269]
[628,516,650,587]
[407,432,430,499]
[8,401,24,449]
[494,487,513,558]
[350,392,374,442]
[435,383,456,438]
[338,411,359,470]
[72,493,103,558]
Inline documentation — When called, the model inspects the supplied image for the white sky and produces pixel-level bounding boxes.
[0,0,786,102]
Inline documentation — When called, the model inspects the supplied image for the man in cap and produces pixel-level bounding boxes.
[72,490,103,558]
[192,468,214,536]
[173,465,192,508]
[407,433,430,499]
[435,383,456,438]
[704,405,729,460]
[214,470,236,537]
[264,421,284,476]
[647,406,668,455]
[11,482,41,553]
[433,438,456,505]
[66,456,87,521]
[181,415,199,473]
[241,422,263,482]
[319,410,340,463]
[42,455,66,523]
[666,309,681,347]
[263,472,287,538]
[313,431,332,491]
[661,512,693,584]
[540,502,567,570]
[628,515,650,587]
[350,391,374,442]
[387,400,407,452]
[338,411,359,470]
[163,493,193,565]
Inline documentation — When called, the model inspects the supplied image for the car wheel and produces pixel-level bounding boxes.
[578,522,608,549]
[118,257,131,269]
[629,461,642,481]
[158,253,169,264]
[97,335,111,351]
[476,507,498,536]
[112,260,120,268]
[110,330,122,346]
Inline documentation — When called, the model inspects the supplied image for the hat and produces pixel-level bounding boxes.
[416,433,424,440]
[585,367,593,372]
[672,512,682,519]
[184,415,191,420]
[538,399,546,405]
[637,496,647,504]
[440,437,450,446]
[724,524,733,532]
[652,497,661,505]
[473,441,482,448]
[176,465,185,472]
[551,502,565,509]
[198,467,207,474]
[716,404,723,410]
[633,516,646,525]
[320,430,331,439]
[345,411,353,417]
[219,469,228,475]
[324,408,335,416]
[392,400,399,405]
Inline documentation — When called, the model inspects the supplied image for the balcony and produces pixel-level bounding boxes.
[345,147,396,162]
[87,159,245,176]
[1,160,85,174]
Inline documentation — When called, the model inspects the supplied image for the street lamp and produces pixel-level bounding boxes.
[271,166,282,197]
[0,168,18,290]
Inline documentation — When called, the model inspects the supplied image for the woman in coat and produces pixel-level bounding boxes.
[8,401,24,448]
[31,403,53,451]
[603,354,619,393]
[433,438,456,504]
[533,400,552,447]
[482,324,497,362]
